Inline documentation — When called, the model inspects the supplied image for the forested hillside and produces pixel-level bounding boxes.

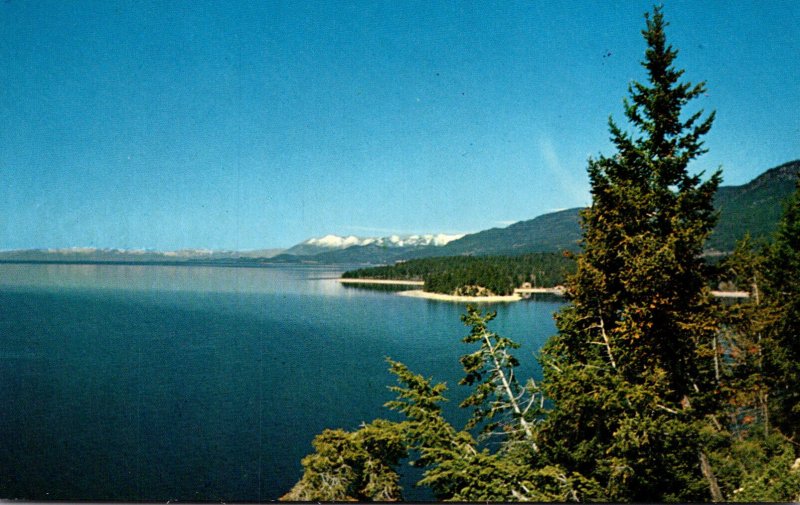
[434,208,583,255]
[436,161,800,257]
[707,159,800,251]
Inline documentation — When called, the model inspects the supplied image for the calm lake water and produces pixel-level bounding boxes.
[0,263,563,501]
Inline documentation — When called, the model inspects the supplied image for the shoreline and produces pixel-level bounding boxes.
[398,289,523,303]
[516,287,567,296]
[338,278,424,286]
[339,278,566,303]
[339,278,750,302]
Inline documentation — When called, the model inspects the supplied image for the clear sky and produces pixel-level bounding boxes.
[1,0,798,250]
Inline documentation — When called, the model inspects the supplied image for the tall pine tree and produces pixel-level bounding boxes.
[536,6,723,501]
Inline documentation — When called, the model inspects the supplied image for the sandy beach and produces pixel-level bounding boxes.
[397,290,523,303]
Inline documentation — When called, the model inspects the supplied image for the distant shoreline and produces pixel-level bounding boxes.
[338,278,424,286]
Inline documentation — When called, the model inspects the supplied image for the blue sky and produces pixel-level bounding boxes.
[1,0,798,250]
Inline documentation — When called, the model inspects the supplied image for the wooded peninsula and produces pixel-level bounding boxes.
[342,253,575,296]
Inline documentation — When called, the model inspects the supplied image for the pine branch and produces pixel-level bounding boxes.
[479,327,535,441]
[589,316,618,370]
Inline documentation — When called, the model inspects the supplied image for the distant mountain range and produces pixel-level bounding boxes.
[280,233,464,257]
[268,210,584,264]
[271,159,799,263]
[265,233,465,265]
[2,160,797,265]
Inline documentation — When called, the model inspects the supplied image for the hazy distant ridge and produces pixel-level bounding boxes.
[0,247,285,263]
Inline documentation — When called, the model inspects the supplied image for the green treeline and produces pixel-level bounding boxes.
[284,7,800,502]
[342,253,576,295]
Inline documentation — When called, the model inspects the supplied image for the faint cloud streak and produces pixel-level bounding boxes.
[537,136,589,205]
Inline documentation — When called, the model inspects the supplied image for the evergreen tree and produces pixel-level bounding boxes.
[282,311,590,502]
[704,187,800,502]
[458,307,540,440]
[536,6,723,501]
[385,315,599,502]
[716,235,775,435]
[763,177,800,440]
[279,419,408,501]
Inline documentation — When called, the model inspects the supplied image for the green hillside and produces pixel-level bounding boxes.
[435,207,583,255]
[437,160,800,257]
[707,160,800,251]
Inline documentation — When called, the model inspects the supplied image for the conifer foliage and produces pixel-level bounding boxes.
[458,307,541,439]
[535,6,722,501]
[763,178,800,440]
[710,178,800,501]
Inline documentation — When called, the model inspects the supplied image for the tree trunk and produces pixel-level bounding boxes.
[699,452,723,502]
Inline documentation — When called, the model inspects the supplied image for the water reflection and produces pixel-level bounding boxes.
[340,282,417,293]
[0,263,349,296]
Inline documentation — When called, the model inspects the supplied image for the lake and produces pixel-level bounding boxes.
[0,263,563,501]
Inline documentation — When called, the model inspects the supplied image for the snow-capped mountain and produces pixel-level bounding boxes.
[284,233,465,256]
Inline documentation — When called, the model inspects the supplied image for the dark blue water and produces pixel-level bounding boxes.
[0,263,562,501]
